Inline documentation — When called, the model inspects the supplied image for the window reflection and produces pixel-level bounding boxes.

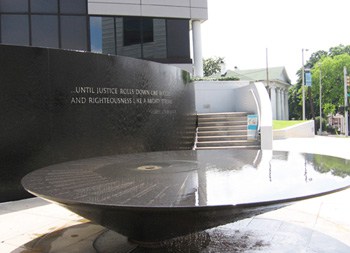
[116,17,141,58]
[90,16,116,54]
[102,17,116,54]
[1,14,29,45]
[123,17,142,46]
[90,16,170,60]
[0,0,28,13]
[143,19,166,59]
[60,0,86,14]
[166,19,190,60]
[90,17,102,53]
[0,1,190,64]
[123,17,153,46]
[61,16,87,50]
[31,15,59,48]
[0,0,88,51]
[31,0,57,13]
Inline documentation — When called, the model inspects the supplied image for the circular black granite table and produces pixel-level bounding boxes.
[22,149,350,244]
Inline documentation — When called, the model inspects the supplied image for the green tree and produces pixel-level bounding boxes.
[289,44,350,120]
[307,50,328,68]
[289,50,328,120]
[329,44,350,57]
[203,56,224,77]
[311,53,350,117]
[323,103,336,116]
[288,82,302,119]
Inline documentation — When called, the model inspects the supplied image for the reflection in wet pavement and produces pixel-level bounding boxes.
[20,219,350,253]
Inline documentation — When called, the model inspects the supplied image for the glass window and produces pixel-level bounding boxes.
[117,17,141,58]
[166,19,190,60]
[123,17,154,46]
[142,18,153,44]
[101,17,116,54]
[124,17,153,46]
[60,16,87,50]
[60,0,86,14]
[0,0,28,13]
[31,15,59,48]
[142,18,166,59]
[123,17,141,46]
[90,16,116,54]
[31,0,58,13]
[90,16,102,53]
[1,14,29,46]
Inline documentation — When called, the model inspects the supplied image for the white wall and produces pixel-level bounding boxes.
[233,84,259,114]
[88,0,208,20]
[194,81,250,113]
[273,120,315,139]
[253,82,273,149]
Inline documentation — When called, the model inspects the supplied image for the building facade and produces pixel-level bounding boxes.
[215,66,291,120]
[0,0,207,76]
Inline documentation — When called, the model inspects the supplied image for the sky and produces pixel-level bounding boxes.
[201,0,350,83]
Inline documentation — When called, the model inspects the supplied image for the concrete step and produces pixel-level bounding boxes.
[197,135,248,142]
[197,112,249,119]
[198,125,247,131]
[195,145,260,150]
[197,130,247,136]
[194,112,260,150]
[196,140,260,148]
[198,116,247,122]
[198,121,247,127]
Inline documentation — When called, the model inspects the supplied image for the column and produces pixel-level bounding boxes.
[276,88,282,120]
[270,87,277,120]
[192,20,204,78]
[281,89,285,120]
[285,90,289,120]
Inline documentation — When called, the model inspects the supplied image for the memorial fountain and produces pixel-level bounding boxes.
[22,149,350,251]
[1,44,349,252]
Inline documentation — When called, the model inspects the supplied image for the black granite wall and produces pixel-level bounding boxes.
[0,45,196,201]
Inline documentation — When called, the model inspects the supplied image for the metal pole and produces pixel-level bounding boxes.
[344,66,348,137]
[266,48,269,87]
[319,64,322,134]
[302,49,306,120]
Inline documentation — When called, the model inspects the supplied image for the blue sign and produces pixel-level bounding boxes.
[247,114,258,139]
[305,72,312,87]
[247,115,258,129]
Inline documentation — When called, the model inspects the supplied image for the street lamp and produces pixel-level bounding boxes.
[301,48,309,120]
[319,63,322,135]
